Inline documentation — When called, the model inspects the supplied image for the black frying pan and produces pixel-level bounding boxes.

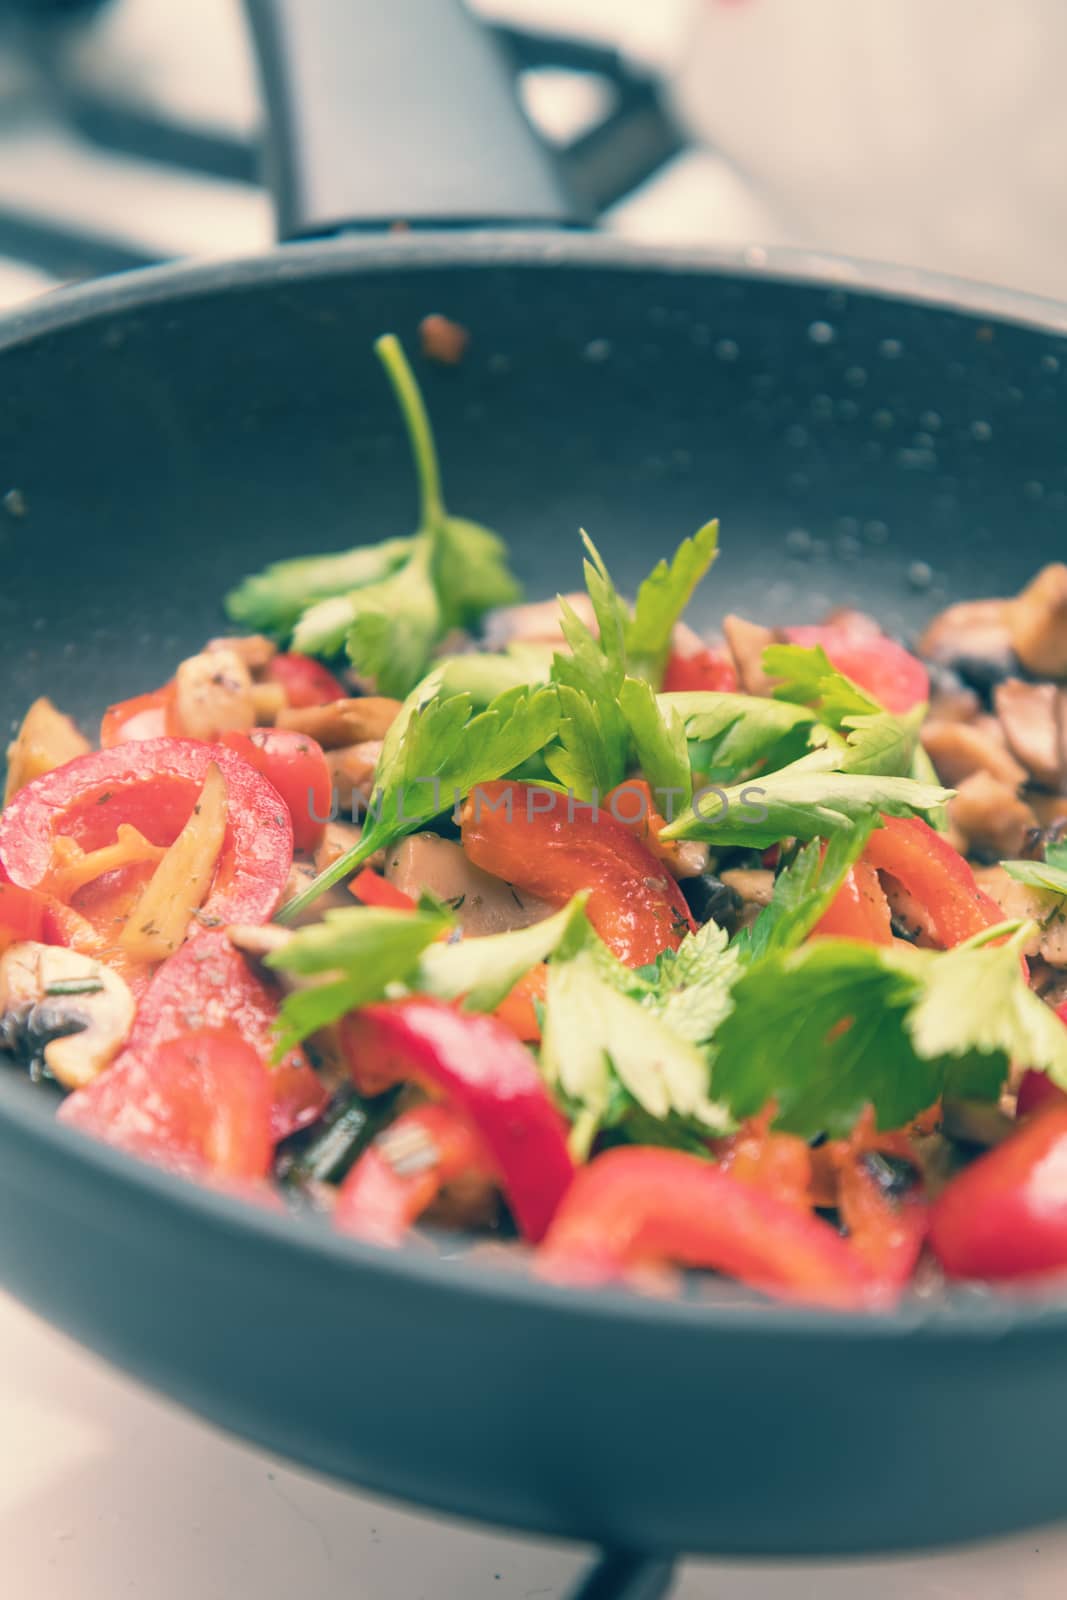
[2,0,1067,1582]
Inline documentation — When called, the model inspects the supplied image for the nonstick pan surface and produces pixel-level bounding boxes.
[3,0,1067,1566]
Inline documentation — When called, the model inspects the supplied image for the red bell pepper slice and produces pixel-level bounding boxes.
[333,1102,495,1245]
[219,728,331,853]
[493,962,547,1044]
[461,781,695,968]
[0,882,49,953]
[785,625,929,713]
[100,683,178,748]
[930,1105,1067,1281]
[268,652,347,708]
[862,815,1002,949]
[0,738,293,930]
[60,1025,274,1180]
[1015,1004,1067,1117]
[812,859,894,945]
[339,997,574,1242]
[117,928,327,1142]
[537,1147,890,1309]
[662,647,738,694]
[712,1105,814,1211]
[348,867,417,911]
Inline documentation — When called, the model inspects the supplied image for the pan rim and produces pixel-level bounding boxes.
[3,230,1067,1345]
[2,230,1067,355]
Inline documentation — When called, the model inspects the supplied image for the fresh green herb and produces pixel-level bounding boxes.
[267,904,453,1050]
[1003,839,1067,897]
[618,676,692,807]
[542,949,731,1159]
[227,336,519,693]
[710,924,1060,1137]
[43,978,105,997]
[763,642,881,728]
[416,893,590,1013]
[275,679,561,922]
[625,518,719,685]
[734,822,875,962]
[661,690,816,781]
[644,919,742,1046]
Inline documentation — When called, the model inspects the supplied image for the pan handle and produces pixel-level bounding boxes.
[244,0,584,240]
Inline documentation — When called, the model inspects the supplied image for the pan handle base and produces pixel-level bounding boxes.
[567,1550,676,1600]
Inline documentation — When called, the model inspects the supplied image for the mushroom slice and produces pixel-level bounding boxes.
[204,634,278,673]
[0,942,134,1089]
[174,646,256,740]
[4,698,90,804]
[719,867,776,907]
[948,772,1036,860]
[276,696,400,747]
[1009,563,1067,679]
[994,678,1066,790]
[974,865,1067,967]
[722,615,779,696]
[921,719,1027,789]
[326,742,382,813]
[919,597,1016,680]
[384,835,553,935]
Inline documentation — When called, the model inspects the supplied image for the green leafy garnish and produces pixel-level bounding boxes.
[227,335,519,694]
[662,691,816,781]
[274,679,561,923]
[625,518,719,684]
[417,893,589,1013]
[644,919,742,1046]
[763,642,880,728]
[617,676,692,809]
[267,904,453,1053]
[734,822,876,962]
[1003,839,1067,898]
[710,925,1062,1137]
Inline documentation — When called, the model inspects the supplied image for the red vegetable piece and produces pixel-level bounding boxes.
[268,653,347,708]
[538,1146,889,1309]
[662,648,738,694]
[930,1106,1067,1281]
[60,1026,273,1180]
[100,683,178,747]
[334,1102,495,1245]
[0,882,49,953]
[812,859,894,945]
[339,997,575,1241]
[117,929,327,1142]
[219,728,331,852]
[0,738,293,929]
[785,625,930,713]
[348,867,417,911]
[461,780,695,968]
[862,815,1002,949]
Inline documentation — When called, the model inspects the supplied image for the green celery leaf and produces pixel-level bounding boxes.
[1002,852,1067,898]
[763,642,880,728]
[267,904,452,1051]
[342,536,443,697]
[618,676,692,809]
[661,690,816,780]
[838,704,926,777]
[416,893,590,1013]
[625,518,719,684]
[433,516,522,629]
[646,919,742,1046]
[225,538,412,635]
[734,821,875,962]
[544,684,628,799]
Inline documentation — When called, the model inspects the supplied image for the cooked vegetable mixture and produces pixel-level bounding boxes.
[5,334,1067,1311]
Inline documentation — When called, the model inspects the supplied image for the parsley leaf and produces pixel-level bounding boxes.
[837,704,926,777]
[341,536,443,696]
[618,676,692,808]
[274,680,561,923]
[226,538,412,636]
[661,690,816,780]
[417,894,589,1013]
[763,642,880,728]
[734,822,875,962]
[645,919,742,1046]
[1003,840,1067,898]
[625,518,719,684]
[267,904,452,1052]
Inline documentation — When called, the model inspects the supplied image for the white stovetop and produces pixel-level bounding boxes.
[3,2,1067,1593]
[3,1285,1066,1600]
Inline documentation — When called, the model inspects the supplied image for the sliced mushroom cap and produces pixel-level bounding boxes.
[921,719,1027,789]
[918,597,1018,692]
[719,867,776,907]
[722,615,779,696]
[326,741,382,813]
[384,835,554,935]
[174,647,256,740]
[948,771,1037,860]
[0,943,134,1089]
[974,865,1067,966]
[993,678,1067,790]
[1009,563,1067,679]
[204,634,278,673]
[276,696,400,748]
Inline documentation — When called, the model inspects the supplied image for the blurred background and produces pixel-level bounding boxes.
[1,0,1066,312]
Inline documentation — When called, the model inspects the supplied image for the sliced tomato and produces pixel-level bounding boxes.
[119,929,327,1142]
[662,648,738,694]
[100,683,178,747]
[785,625,929,713]
[219,728,331,852]
[60,1026,273,1180]
[268,653,347,708]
